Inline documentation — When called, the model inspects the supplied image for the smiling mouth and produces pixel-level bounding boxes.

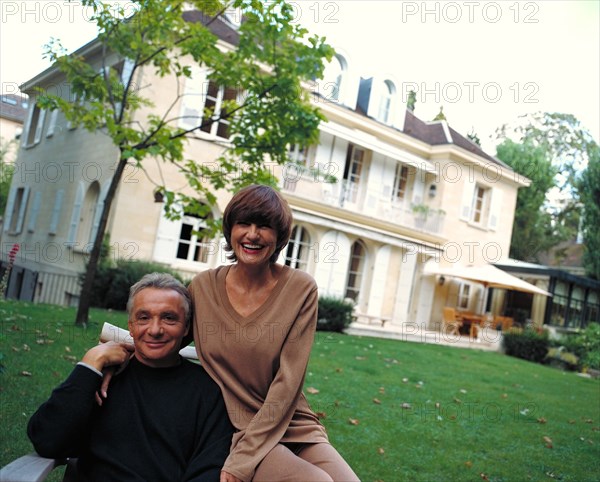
[242,243,264,251]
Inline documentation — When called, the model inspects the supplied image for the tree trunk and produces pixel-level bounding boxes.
[75,155,130,326]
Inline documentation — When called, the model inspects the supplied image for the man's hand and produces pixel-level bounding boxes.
[82,341,133,373]
[220,470,243,482]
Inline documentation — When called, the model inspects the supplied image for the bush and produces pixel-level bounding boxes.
[90,259,189,311]
[554,323,600,371]
[317,297,354,333]
[502,328,550,364]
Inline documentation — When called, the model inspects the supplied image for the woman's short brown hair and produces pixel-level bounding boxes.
[222,185,293,263]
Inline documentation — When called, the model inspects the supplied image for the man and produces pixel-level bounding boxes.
[27,273,233,481]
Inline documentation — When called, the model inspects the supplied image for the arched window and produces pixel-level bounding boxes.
[345,240,366,301]
[284,225,311,270]
[176,209,213,264]
[76,181,99,246]
[378,80,396,124]
[322,54,347,102]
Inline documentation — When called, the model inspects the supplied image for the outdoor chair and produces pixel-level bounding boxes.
[493,315,515,331]
[0,323,197,482]
[442,307,463,336]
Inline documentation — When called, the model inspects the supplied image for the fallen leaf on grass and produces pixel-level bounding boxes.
[21,371,32,377]
[543,436,553,448]
[65,346,71,353]
[355,356,367,361]
[537,417,547,424]
[373,398,381,404]
[453,397,462,404]
[348,418,359,425]
[402,377,409,383]
[335,367,343,373]
[401,403,412,409]
[306,387,320,394]
[568,419,576,424]
[377,447,385,455]
[379,386,385,393]
[22,344,30,351]
[11,346,19,352]
[480,473,490,481]
[316,412,327,419]
[464,461,472,468]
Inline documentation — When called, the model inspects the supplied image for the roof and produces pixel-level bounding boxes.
[403,109,510,168]
[495,259,600,290]
[182,10,240,46]
[0,94,29,123]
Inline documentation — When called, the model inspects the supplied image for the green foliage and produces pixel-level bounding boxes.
[82,237,188,311]
[579,147,600,279]
[502,328,550,364]
[496,112,596,262]
[496,139,567,261]
[88,260,188,312]
[557,323,600,371]
[0,138,16,215]
[317,297,354,333]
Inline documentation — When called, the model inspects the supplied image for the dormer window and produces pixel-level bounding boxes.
[377,80,396,124]
[322,54,347,102]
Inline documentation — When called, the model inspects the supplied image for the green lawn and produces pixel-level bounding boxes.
[1,300,599,482]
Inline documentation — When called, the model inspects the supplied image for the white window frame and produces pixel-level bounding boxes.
[392,164,409,202]
[284,225,311,270]
[175,212,213,265]
[377,80,396,124]
[470,184,491,225]
[322,54,347,102]
[200,81,239,139]
[24,104,46,147]
[345,240,366,302]
[4,186,30,234]
[458,283,471,309]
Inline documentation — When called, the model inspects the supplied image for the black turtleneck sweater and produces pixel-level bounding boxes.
[27,357,234,481]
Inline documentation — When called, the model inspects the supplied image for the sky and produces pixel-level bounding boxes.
[1,0,599,155]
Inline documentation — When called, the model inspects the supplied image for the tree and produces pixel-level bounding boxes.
[495,112,596,262]
[37,0,333,325]
[496,139,562,261]
[579,148,600,279]
[0,138,17,216]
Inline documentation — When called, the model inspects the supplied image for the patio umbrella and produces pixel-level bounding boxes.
[424,261,552,314]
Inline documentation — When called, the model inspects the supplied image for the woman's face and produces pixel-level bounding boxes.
[230,220,278,266]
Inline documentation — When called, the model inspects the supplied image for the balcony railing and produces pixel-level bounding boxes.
[281,172,445,235]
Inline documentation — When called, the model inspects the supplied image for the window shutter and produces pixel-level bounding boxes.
[23,105,35,146]
[49,189,65,235]
[3,187,17,232]
[153,206,185,263]
[27,191,42,232]
[121,58,135,86]
[46,109,58,137]
[411,170,425,205]
[179,66,206,131]
[89,183,109,244]
[67,182,85,244]
[488,188,502,231]
[14,187,30,233]
[460,182,475,221]
[33,110,46,144]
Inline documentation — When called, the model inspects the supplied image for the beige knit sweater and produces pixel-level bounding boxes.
[190,265,329,482]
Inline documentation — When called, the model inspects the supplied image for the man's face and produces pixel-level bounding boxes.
[128,287,189,368]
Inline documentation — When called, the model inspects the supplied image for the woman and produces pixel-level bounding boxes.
[189,185,359,482]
